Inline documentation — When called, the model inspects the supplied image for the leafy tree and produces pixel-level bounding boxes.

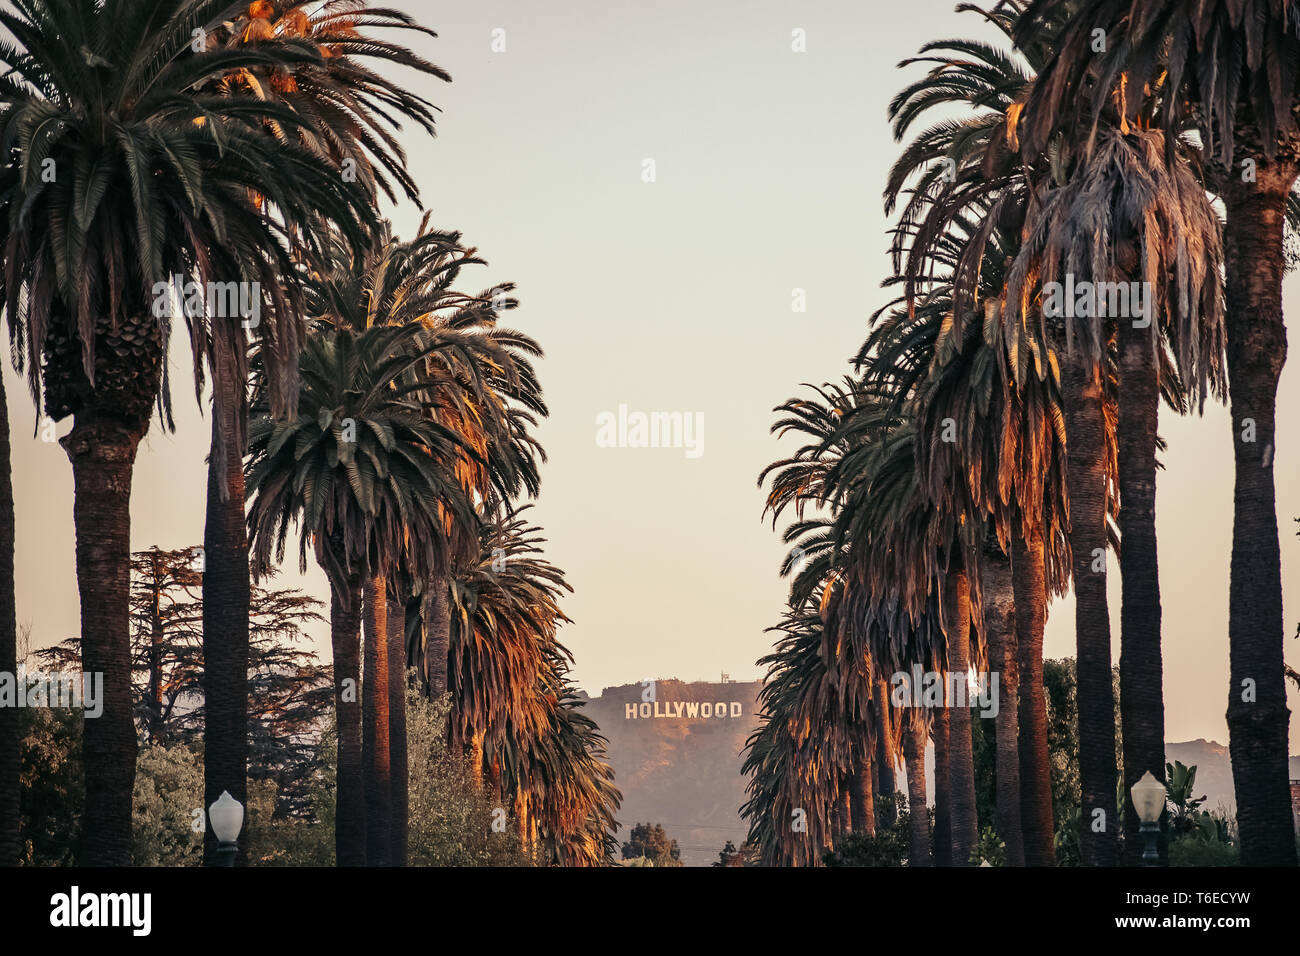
[17,706,82,866]
[621,822,682,866]
[32,547,331,820]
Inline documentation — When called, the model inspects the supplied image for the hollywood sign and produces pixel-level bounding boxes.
[625,701,744,719]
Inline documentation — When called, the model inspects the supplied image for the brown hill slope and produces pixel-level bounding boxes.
[581,678,762,866]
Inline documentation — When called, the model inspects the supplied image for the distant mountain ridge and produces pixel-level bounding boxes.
[1165,738,1300,815]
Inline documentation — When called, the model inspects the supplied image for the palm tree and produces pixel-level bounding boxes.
[311,219,546,701]
[246,321,481,864]
[0,362,13,867]
[1003,119,1226,861]
[200,0,449,865]
[880,8,1070,863]
[883,3,1222,864]
[298,220,543,859]
[742,601,845,866]
[0,0,372,864]
[1017,0,1300,868]
[439,508,619,863]
[757,380,888,852]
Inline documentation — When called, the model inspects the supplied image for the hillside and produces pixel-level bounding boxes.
[579,678,763,866]
[579,680,1300,865]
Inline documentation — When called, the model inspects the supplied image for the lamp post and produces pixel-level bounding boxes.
[209,791,244,868]
[1130,771,1165,866]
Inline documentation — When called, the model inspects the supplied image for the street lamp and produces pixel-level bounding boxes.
[209,791,244,867]
[1130,771,1165,865]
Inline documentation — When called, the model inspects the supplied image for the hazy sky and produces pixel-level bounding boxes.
[9,0,1300,747]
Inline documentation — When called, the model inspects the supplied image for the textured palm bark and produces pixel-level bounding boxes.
[63,419,142,866]
[331,579,365,866]
[842,777,853,837]
[386,586,408,867]
[1221,167,1299,865]
[945,556,979,866]
[1117,317,1167,865]
[0,373,17,866]
[982,543,1024,866]
[850,740,876,837]
[362,576,392,866]
[873,674,897,827]
[1061,351,1119,866]
[932,702,951,866]
[1013,529,1055,864]
[425,572,450,698]
[202,401,250,867]
[902,711,932,867]
[468,730,484,791]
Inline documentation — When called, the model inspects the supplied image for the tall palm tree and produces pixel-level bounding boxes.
[1018,0,1300,867]
[312,219,546,700]
[880,8,1071,863]
[0,0,372,864]
[246,321,481,864]
[200,0,449,864]
[1003,119,1226,861]
[758,379,889,851]
[439,508,619,862]
[301,220,544,858]
[0,359,13,867]
[884,3,1222,864]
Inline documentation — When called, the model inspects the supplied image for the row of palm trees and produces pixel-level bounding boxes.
[744,0,1298,866]
[0,0,618,867]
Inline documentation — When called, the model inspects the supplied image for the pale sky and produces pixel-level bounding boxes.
[8,0,1300,747]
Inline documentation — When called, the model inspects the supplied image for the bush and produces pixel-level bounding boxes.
[823,794,910,866]
[1169,836,1238,867]
[132,742,204,866]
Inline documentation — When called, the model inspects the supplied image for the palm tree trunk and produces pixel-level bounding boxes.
[932,700,951,866]
[983,540,1024,866]
[1221,170,1299,866]
[850,739,876,837]
[1061,350,1119,866]
[62,417,141,866]
[362,575,391,866]
[386,581,408,867]
[468,730,484,790]
[902,709,931,867]
[1013,528,1055,865]
[945,551,979,866]
[0,372,18,867]
[202,401,250,867]
[331,578,365,866]
[425,571,450,697]
[1117,317,1166,865]
[873,673,897,827]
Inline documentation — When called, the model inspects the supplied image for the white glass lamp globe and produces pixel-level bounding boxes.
[209,791,245,844]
